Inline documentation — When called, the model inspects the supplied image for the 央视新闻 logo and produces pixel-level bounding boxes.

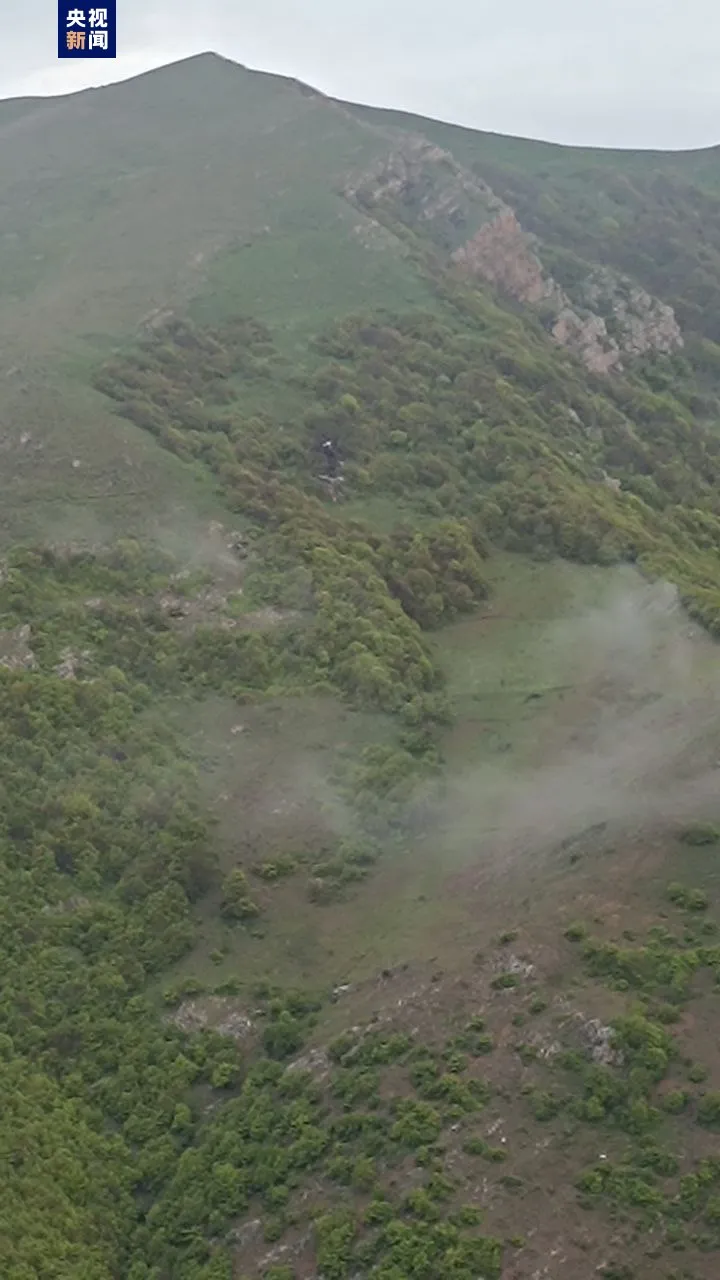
[58,3,116,58]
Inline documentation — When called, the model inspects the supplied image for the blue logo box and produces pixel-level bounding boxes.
[58,2,116,58]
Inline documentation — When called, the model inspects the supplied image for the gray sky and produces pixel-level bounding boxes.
[4,0,720,149]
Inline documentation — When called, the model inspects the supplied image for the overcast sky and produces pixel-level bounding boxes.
[3,0,719,150]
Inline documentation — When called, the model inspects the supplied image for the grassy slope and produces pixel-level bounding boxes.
[0,55,432,542]
[162,554,720,991]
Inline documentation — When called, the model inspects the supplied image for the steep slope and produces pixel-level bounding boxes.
[5,53,720,1280]
[338,133,685,373]
[348,99,720,341]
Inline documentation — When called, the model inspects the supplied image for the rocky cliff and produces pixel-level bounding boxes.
[343,136,504,251]
[451,209,555,305]
[578,267,683,358]
[344,141,684,374]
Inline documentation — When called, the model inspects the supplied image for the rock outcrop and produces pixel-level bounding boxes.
[344,139,684,374]
[451,210,684,372]
[451,209,554,306]
[551,306,621,375]
[172,996,254,1042]
[54,647,92,679]
[343,136,503,248]
[579,267,683,357]
[0,623,36,671]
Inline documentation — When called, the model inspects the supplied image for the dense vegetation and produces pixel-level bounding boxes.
[97,278,720,643]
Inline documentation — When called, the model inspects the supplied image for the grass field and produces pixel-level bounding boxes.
[0,55,426,542]
[159,555,720,1004]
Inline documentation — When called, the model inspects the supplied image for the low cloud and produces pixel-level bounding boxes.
[429,578,720,872]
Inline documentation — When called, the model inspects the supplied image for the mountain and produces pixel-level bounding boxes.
[4,52,720,1280]
[4,53,720,540]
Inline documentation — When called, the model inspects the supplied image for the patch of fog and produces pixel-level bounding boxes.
[153,520,249,577]
[36,512,248,580]
[170,694,369,862]
[538,576,694,700]
[244,744,362,844]
[41,546,716,904]
[426,576,720,869]
[40,505,116,553]
[183,574,720,893]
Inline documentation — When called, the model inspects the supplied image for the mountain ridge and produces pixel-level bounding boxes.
[6,51,720,159]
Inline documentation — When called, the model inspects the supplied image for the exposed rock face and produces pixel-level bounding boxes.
[172,996,254,1042]
[344,139,684,375]
[451,211,625,372]
[343,136,503,247]
[551,306,621,375]
[54,648,92,679]
[351,216,408,254]
[579,267,683,357]
[451,210,554,305]
[451,210,683,373]
[287,1046,332,1082]
[0,623,36,671]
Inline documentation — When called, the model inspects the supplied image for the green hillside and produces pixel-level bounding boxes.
[0,54,428,543]
[4,52,720,1280]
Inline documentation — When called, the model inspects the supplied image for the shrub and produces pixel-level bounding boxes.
[666,882,709,912]
[220,869,261,921]
[661,1089,689,1114]
[564,921,588,941]
[697,1092,720,1128]
[688,1062,709,1083]
[679,823,719,846]
[491,973,520,991]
